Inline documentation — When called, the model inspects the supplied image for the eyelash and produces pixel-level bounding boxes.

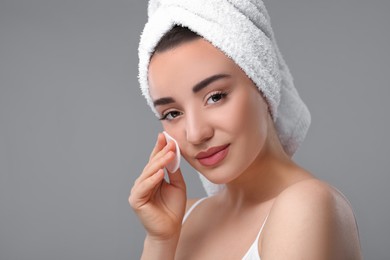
[205,91,228,105]
[159,110,182,121]
[159,91,229,121]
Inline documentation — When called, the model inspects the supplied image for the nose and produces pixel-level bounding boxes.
[185,109,213,145]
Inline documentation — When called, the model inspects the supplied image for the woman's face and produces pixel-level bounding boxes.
[148,38,270,184]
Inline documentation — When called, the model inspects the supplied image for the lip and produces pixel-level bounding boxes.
[195,144,230,167]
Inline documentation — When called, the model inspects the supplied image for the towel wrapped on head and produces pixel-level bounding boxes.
[138,0,311,196]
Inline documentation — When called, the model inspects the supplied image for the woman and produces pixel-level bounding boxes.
[129,1,362,259]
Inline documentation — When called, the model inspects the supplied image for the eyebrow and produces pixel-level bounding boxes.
[153,73,230,107]
[192,73,230,93]
[153,97,176,107]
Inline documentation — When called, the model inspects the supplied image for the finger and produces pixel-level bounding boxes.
[148,141,175,165]
[146,150,175,177]
[136,149,175,185]
[129,169,165,210]
[136,135,174,186]
[149,133,167,161]
[167,167,186,190]
[134,143,173,187]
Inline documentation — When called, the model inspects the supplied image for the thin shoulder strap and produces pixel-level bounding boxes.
[254,214,269,242]
[182,197,207,224]
[241,214,270,260]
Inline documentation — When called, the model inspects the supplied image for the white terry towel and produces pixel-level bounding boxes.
[138,0,311,196]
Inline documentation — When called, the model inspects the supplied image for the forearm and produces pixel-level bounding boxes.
[140,235,179,260]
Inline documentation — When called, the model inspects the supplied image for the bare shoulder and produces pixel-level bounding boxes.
[261,179,362,260]
[274,178,349,212]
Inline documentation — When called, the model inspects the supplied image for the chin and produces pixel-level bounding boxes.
[196,162,243,184]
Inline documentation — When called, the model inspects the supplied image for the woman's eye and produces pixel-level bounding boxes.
[206,92,227,104]
[160,110,182,121]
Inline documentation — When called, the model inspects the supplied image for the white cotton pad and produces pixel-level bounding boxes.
[162,131,181,173]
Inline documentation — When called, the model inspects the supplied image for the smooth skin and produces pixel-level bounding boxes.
[129,38,362,259]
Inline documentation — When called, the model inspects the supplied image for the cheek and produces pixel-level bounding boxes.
[215,91,267,137]
[217,91,269,169]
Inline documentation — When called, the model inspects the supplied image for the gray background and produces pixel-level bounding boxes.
[0,0,389,259]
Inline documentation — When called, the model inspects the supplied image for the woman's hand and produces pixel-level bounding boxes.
[129,133,187,242]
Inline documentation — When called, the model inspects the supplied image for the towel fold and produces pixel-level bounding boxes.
[138,0,311,196]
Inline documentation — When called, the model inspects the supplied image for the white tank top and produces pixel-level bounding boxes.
[182,198,269,260]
